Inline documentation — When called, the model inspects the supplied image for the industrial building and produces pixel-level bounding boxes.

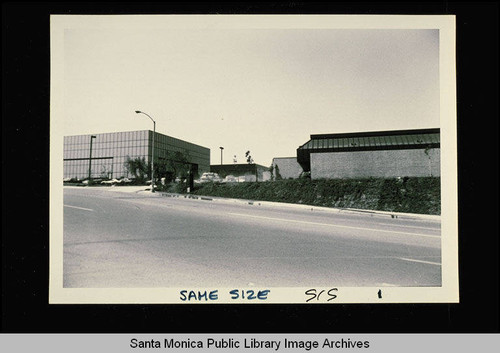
[297,128,440,180]
[210,163,271,182]
[271,157,304,180]
[63,130,210,180]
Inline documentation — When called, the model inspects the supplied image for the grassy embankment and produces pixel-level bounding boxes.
[190,177,441,215]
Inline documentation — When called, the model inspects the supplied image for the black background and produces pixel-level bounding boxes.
[2,2,498,333]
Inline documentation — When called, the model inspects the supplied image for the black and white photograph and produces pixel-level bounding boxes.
[49,15,458,304]
[3,2,500,350]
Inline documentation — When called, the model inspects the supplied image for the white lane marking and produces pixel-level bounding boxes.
[375,222,441,232]
[397,257,441,266]
[64,204,94,212]
[228,212,441,239]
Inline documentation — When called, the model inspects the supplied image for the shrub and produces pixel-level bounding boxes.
[190,177,441,215]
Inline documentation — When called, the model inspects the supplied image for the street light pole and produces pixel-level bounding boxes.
[219,146,224,165]
[135,110,156,193]
[88,135,96,184]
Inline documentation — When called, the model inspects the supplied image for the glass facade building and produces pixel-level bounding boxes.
[63,130,210,180]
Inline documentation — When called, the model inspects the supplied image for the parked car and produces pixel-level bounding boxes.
[222,175,237,183]
[101,178,121,185]
[82,178,103,185]
[197,172,222,183]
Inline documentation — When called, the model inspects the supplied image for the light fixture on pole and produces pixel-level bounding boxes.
[88,135,96,184]
[219,146,224,165]
[135,110,156,193]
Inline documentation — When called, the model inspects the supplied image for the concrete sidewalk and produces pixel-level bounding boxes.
[64,185,154,193]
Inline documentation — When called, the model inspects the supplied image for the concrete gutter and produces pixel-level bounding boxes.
[158,192,441,222]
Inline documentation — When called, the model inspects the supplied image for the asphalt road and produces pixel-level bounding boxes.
[63,187,441,288]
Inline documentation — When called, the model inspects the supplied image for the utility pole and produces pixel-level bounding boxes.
[88,135,96,184]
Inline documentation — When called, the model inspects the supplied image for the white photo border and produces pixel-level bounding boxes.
[49,14,458,304]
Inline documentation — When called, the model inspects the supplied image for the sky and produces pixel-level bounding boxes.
[58,16,440,167]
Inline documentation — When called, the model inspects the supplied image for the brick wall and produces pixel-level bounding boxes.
[311,148,440,179]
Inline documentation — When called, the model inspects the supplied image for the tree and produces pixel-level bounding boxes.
[99,165,111,179]
[245,151,254,164]
[269,163,282,181]
[155,151,192,183]
[124,151,192,185]
[424,145,433,177]
[123,156,149,181]
[274,164,283,180]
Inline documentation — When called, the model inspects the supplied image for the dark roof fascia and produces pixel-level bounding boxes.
[304,143,440,154]
[309,128,440,140]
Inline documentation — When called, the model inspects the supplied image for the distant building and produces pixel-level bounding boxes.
[210,163,271,182]
[64,130,210,180]
[297,128,440,179]
[271,157,303,180]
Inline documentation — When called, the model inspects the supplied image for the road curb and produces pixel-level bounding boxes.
[64,187,440,222]
[159,192,441,222]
